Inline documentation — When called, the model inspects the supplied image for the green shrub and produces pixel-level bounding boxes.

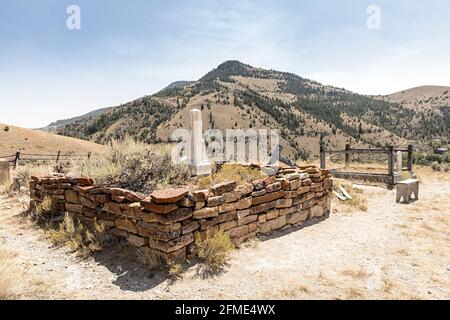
[3,126,9,132]
[194,230,234,277]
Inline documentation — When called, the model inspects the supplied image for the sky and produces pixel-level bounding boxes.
[1,0,449,128]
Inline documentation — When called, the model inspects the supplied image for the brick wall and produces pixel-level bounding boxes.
[30,166,332,264]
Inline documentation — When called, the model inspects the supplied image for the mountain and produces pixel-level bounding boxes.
[42,107,114,131]
[0,123,106,156]
[50,61,450,160]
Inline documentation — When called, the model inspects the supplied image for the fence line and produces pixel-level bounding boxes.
[0,151,98,169]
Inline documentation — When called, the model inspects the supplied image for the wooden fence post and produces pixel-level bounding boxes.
[56,150,61,164]
[387,145,394,189]
[344,144,350,169]
[14,151,20,169]
[407,145,413,171]
[87,152,92,160]
[320,146,326,169]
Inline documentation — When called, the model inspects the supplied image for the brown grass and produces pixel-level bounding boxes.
[0,247,22,300]
[333,180,368,212]
[194,163,263,189]
[194,230,234,278]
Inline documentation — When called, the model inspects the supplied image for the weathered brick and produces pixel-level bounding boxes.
[236,183,254,197]
[111,195,127,203]
[150,188,189,204]
[219,220,238,231]
[207,195,225,207]
[195,201,205,210]
[238,214,257,226]
[250,200,277,214]
[237,196,252,210]
[266,182,282,193]
[181,221,199,234]
[219,201,239,213]
[149,233,194,253]
[193,206,219,219]
[237,209,251,219]
[225,225,249,238]
[128,234,147,247]
[178,196,195,207]
[275,198,292,208]
[210,181,237,196]
[258,214,266,223]
[115,219,138,234]
[102,201,122,215]
[142,208,192,225]
[258,221,272,234]
[251,189,267,197]
[223,190,241,203]
[286,210,308,225]
[79,196,99,209]
[270,215,286,230]
[191,189,209,202]
[252,190,284,206]
[289,179,302,190]
[140,200,178,214]
[120,202,142,219]
[266,209,279,220]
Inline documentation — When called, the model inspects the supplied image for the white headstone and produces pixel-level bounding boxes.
[188,109,211,176]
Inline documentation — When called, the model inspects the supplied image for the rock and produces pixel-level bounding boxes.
[238,214,257,226]
[207,195,225,207]
[149,233,194,253]
[111,195,127,203]
[266,182,282,193]
[252,190,285,206]
[225,225,249,238]
[210,181,237,196]
[137,221,181,237]
[102,202,122,215]
[90,194,110,204]
[150,188,189,204]
[79,196,99,209]
[258,214,266,223]
[223,190,241,203]
[181,221,199,235]
[140,199,178,214]
[287,210,308,225]
[310,205,324,218]
[142,208,192,225]
[191,189,210,202]
[219,220,238,231]
[250,200,277,214]
[65,190,79,204]
[236,183,254,197]
[251,189,267,197]
[128,234,147,247]
[275,198,292,208]
[178,197,194,207]
[120,202,142,219]
[285,173,300,181]
[193,207,219,219]
[302,178,312,186]
[297,186,311,195]
[258,221,272,234]
[236,197,252,210]
[270,215,286,230]
[212,210,237,225]
[115,219,138,234]
[252,179,265,191]
[237,209,251,220]
[218,202,239,213]
[195,201,205,210]
[65,203,83,214]
[289,179,302,190]
[266,209,279,220]
[103,188,145,202]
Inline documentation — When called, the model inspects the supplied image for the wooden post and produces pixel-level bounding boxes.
[387,146,394,189]
[56,150,61,164]
[344,144,350,169]
[407,145,413,171]
[87,152,92,160]
[14,151,20,169]
[320,146,326,169]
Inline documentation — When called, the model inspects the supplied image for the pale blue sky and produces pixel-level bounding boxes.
[1,0,449,128]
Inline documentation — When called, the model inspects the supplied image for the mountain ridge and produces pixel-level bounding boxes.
[49,60,450,160]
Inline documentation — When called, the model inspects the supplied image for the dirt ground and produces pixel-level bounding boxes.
[0,168,449,300]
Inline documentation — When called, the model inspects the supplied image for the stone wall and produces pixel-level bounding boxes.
[29,166,332,263]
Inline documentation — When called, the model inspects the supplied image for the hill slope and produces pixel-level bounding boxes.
[0,124,106,156]
[51,61,450,160]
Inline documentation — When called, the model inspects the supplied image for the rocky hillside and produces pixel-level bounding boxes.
[52,61,450,160]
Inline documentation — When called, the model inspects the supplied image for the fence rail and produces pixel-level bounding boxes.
[0,151,97,168]
[320,144,414,190]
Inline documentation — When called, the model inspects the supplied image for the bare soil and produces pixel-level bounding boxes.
[0,169,449,300]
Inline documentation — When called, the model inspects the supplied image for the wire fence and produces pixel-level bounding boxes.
[0,151,101,168]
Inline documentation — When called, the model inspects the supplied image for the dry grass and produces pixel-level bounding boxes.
[341,268,370,279]
[48,213,109,257]
[194,163,263,189]
[333,180,368,212]
[0,247,23,300]
[194,230,234,278]
[75,137,190,193]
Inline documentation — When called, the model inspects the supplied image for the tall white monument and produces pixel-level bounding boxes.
[188,109,212,176]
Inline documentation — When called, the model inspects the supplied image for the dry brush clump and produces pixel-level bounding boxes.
[194,163,263,190]
[333,180,368,212]
[0,248,23,300]
[76,137,190,193]
[194,230,234,278]
[48,213,110,257]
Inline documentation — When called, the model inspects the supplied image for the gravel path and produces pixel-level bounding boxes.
[1,172,449,300]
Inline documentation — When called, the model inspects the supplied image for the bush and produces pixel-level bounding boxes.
[195,163,263,189]
[194,230,233,277]
[76,137,190,193]
[49,213,109,257]
[3,126,9,132]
